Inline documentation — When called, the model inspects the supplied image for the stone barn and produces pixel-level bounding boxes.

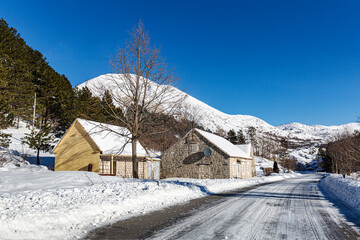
[53,118,160,179]
[162,128,255,179]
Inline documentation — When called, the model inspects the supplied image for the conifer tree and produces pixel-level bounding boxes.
[21,121,54,165]
[247,126,258,154]
[226,129,238,144]
[75,87,102,120]
[273,161,279,173]
[0,18,74,133]
[0,66,13,147]
[99,90,123,123]
[237,129,246,144]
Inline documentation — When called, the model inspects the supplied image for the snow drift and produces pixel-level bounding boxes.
[319,174,360,214]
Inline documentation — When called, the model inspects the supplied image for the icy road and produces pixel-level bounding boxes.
[87,174,360,240]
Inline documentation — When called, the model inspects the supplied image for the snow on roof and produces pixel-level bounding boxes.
[235,144,252,156]
[194,129,252,159]
[77,118,151,156]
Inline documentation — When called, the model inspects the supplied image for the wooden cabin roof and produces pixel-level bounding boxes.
[53,118,156,157]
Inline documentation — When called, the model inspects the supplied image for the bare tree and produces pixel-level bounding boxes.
[93,21,185,178]
[215,127,227,138]
[180,103,204,131]
[324,131,360,175]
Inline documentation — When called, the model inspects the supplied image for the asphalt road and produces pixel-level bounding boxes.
[86,174,360,240]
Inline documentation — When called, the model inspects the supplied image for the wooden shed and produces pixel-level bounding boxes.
[53,118,160,179]
[162,128,256,179]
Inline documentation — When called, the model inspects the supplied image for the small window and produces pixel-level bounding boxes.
[88,164,93,172]
[189,143,198,154]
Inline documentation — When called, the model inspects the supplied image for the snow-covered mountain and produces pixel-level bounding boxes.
[277,122,360,142]
[77,74,360,144]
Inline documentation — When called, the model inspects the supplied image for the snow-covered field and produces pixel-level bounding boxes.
[319,174,360,214]
[0,164,301,240]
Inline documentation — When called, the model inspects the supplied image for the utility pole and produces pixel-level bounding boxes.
[32,93,36,132]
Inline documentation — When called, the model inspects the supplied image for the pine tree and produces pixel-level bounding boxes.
[75,87,102,119]
[247,126,258,154]
[273,161,279,173]
[0,18,36,126]
[21,121,54,165]
[226,129,238,144]
[0,18,75,133]
[99,90,123,123]
[0,65,13,147]
[237,129,246,144]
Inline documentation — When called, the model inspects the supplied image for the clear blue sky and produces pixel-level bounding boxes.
[1,0,360,126]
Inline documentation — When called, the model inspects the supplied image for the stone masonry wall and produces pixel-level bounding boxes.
[162,131,231,179]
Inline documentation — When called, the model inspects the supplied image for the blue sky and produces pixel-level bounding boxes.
[1,0,359,126]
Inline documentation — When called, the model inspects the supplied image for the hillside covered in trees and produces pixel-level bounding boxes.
[0,18,74,133]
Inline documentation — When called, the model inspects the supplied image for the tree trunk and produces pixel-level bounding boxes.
[37,149,40,165]
[132,139,139,178]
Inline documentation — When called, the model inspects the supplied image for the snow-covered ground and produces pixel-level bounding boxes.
[319,173,360,214]
[1,120,56,169]
[0,164,301,240]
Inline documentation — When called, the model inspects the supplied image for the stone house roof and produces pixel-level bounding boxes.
[235,144,253,157]
[185,129,252,159]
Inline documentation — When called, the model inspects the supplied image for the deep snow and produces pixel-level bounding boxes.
[319,174,360,214]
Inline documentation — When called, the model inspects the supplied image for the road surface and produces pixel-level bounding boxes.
[86,174,360,240]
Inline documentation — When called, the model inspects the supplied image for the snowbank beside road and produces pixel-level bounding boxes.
[0,165,301,240]
[319,174,360,214]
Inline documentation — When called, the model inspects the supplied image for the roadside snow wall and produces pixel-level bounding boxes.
[319,174,360,214]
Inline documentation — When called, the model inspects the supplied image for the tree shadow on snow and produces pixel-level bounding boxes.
[164,180,214,195]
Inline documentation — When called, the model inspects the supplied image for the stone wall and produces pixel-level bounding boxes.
[162,130,232,179]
